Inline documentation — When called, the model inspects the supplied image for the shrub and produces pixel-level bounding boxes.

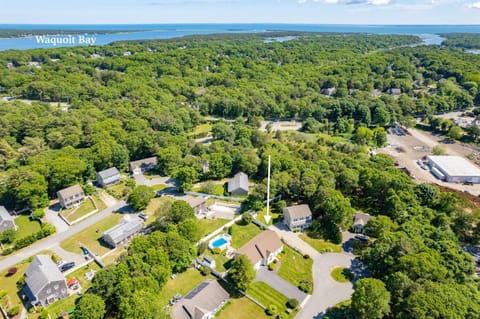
[286,298,299,309]
[266,305,278,316]
[268,262,278,271]
[16,276,25,288]
[241,212,253,225]
[32,209,45,219]
[2,248,13,256]
[299,280,312,293]
[7,306,20,317]
[197,242,207,256]
[0,290,7,299]
[303,254,310,259]
[200,266,211,276]
[38,309,49,319]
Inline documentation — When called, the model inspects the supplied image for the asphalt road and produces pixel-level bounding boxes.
[0,201,127,272]
[295,253,355,319]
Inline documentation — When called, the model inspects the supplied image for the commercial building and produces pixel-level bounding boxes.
[427,156,480,184]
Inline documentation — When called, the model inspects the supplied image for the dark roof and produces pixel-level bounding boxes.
[97,167,120,179]
[173,280,229,319]
[228,172,249,193]
[25,255,66,297]
[57,184,84,199]
[283,204,312,219]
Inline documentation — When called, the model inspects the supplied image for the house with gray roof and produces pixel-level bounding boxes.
[353,213,374,233]
[24,255,68,307]
[227,172,249,196]
[96,167,120,187]
[102,218,143,248]
[0,206,16,233]
[129,157,158,175]
[173,280,229,319]
[57,184,85,209]
[283,204,312,232]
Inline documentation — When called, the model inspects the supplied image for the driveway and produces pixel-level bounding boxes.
[134,174,178,188]
[295,253,355,319]
[269,223,318,257]
[0,201,128,272]
[44,204,69,233]
[256,266,307,303]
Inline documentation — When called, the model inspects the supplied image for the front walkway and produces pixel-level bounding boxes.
[256,266,308,303]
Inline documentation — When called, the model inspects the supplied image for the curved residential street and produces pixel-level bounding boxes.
[0,201,127,272]
[295,253,354,319]
[269,224,356,319]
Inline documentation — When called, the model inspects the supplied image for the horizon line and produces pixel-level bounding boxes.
[1,23,480,27]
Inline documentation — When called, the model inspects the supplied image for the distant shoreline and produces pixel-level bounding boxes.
[0,29,142,39]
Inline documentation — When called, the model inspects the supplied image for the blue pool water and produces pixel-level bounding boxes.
[211,237,227,249]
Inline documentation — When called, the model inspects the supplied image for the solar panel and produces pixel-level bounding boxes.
[185,282,209,299]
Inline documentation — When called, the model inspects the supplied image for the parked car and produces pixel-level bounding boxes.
[354,234,369,242]
[138,213,148,221]
[60,262,75,272]
[463,181,474,186]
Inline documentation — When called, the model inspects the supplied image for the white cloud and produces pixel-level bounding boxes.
[468,1,480,8]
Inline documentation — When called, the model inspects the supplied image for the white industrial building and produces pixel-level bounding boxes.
[427,156,480,184]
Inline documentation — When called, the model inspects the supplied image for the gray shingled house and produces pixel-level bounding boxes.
[352,213,374,233]
[227,172,249,196]
[57,184,85,209]
[129,157,158,175]
[24,255,68,307]
[96,167,121,187]
[102,219,143,248]
[0,206,16,233]
[173,280,229,319]
[283,204,312,232]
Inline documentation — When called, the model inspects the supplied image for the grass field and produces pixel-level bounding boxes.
[299,233,342,253]
[198,218,230,238]
[230,222,263,249]
[255,207,282,226]
[204,253,232,272]
[331,267,351,283]
[189,123,212,137]
[60,213,124,255]
[106,181,131,199]
[158,269,207,307]
[216,297,266,319]
[278,246,313,292]
[247,282,296,318]
[62,197,97,223]
[192,182,225,196]
[152,183,168,192]
[15,215,42,239]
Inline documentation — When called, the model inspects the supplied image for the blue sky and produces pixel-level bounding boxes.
[1,0,480,24]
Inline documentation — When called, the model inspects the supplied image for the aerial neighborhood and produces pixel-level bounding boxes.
[0,17,480,319]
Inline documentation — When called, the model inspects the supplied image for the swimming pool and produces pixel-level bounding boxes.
[208,234,231,250]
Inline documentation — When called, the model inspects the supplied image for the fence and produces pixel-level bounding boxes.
[184,191,245,202]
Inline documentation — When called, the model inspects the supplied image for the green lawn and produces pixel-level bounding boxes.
[299,233,342,253]
[62,197,96,223]
[192,183,225,196]
[152,183,168,192]
[158,269,207,307]
[204,253,232,273]
[255,207,282,226]
[189,123,212,137]
[198,218,230,238]
[43,294,77,319]
[247,282,297,318]
[278,246,313,292]
[216,297,266,319]
[230,222,263,249]
[106,181,131,199]
[60,213,124,255]
[331,267,351,283]
[15,215,42,238]
[145,197,175,224]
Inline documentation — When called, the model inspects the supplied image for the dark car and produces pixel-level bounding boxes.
[60,262,75,272]
[354,234,369,242]
[463,181,474,186]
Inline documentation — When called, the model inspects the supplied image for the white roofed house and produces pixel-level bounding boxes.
[283,204,312,232]
[0,206,17,233]
[24,255,68,307]
[57,184,85,209]
[227,172,249,196]
[102,219,143,248]
[96,167,121,187]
